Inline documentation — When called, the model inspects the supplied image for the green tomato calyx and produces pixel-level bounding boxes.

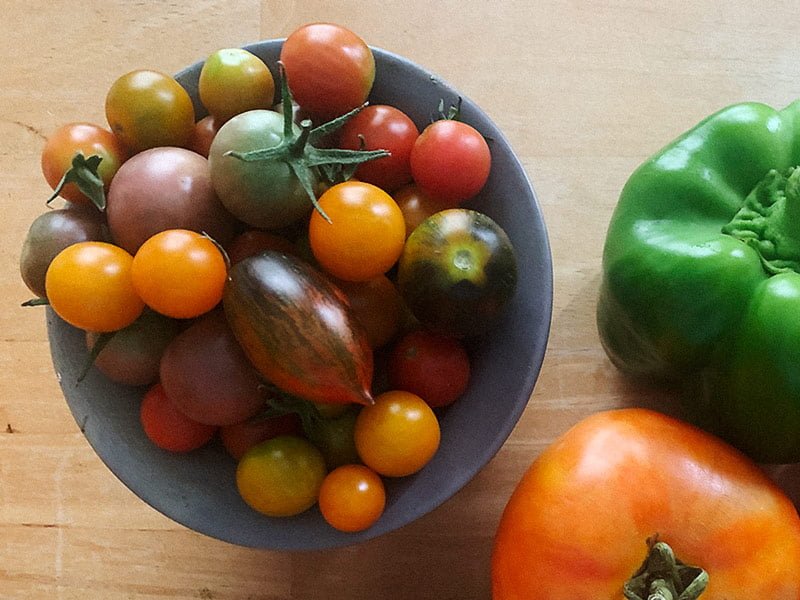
[224,62,390,224]
[623,538,707,600]
[723,166,800,275]
[46,152,106,211]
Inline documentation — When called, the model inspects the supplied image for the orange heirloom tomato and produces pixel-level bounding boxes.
[45,241,144,333]
[309,181,406,282]
[131,229,227,319]
[491,408,800,600]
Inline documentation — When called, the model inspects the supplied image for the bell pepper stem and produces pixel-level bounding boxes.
[623,538,707,600]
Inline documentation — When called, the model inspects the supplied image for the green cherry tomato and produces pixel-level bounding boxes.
[236,435,327,517]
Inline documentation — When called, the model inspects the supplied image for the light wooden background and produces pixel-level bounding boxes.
[4,1,800,598]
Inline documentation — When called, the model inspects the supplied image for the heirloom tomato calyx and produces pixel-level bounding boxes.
[45,153,106,211]
[623,539,707,600]
[225,63,389,223]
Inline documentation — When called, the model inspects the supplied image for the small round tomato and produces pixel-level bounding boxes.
[198,48,275,123]
[188,115,221,158]
[225,229,297,265]
[220,413,302,461]
[280,23,375,121]
[105,69,195,153]
[318,464,386,532]
[388,329,470,408]
[354,390,440,477]
[393,184,449,238]
[309,181,406,282]
[139,383,217,453]
[410,119,491,204]
[332,275,405,349]
[41,122,128,205]
[337,105,419,192]
[236,435,327,517]
[306,407,361,470]
[131,229,227,319]
[45,241,144,332]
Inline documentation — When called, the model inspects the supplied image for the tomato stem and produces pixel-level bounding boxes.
[623,538,707,600]
[46,152,107,211]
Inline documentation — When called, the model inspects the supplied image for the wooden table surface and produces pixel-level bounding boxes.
[4,1,800,598]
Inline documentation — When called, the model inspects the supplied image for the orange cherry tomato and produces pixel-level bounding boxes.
[105,69,195,153]
[309,181,406,282]
[45,241,144,332]
[492,408,800,599]
[392,183,452,237]
[131,229,227,319]
[354,390,440,477]
[41,122,128,205]
[318,464,386,532]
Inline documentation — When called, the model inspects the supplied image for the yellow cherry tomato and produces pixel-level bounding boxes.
[198,48,275,123]
[318,464,386,532]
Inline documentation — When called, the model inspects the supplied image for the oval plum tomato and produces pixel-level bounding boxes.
[410,119,491,204]
[491,408,800,600]
[106,146,236,254]
[45,241,144,332]
[198,48,275,123]
[337,104,419,192]
[332,275,405,349]
[397,208,518,338]
[388,329,470,408]
[354,390,440,477]
[309,181,406,282]
[220,413,302,461]
[280,23,375,122]
[236,435,327,517]
[41,122,128,206]
[208,109,312,229]
[139,383,217,453]
[105,69,195,153]
[393,184,448,238]
[131,229,227,319]
[86,310,180,387]
[318,464,386,532]
[159,311,265,426]
[20,206,108,298]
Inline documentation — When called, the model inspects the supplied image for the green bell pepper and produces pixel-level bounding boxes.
[598,100,800,464]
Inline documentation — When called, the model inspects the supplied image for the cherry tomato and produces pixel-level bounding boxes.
[306,407,361,470]
[491,408,800,599]
[225,229,297,265]
[220,413,303,461]
[198,48,275,123]
[188,115,221,158]
[105,69,195,153]
[41,122,128,205]
[280,23,375,121]
[139,383,217,453]
[309,181,406,282]
[388,329,470,407]
[393,184,450,238]
[131,229,227,319]
[45,241,144,332]
[318,464,386,532]
[337,105,419,192]
[410,119,491,204]
[332,275,405,349]
[236,435,326,517]
[354,390,440,477]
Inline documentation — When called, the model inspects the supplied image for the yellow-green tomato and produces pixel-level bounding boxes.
[198,48,275,123]
[236,435,326,517]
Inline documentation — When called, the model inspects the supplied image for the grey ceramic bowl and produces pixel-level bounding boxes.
[47,39,553,550]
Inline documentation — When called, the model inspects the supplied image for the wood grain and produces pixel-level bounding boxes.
[3,1,800,598]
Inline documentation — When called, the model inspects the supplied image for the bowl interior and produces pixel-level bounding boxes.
[47,39,553,550]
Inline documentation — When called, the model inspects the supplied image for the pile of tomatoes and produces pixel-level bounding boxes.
[20,23,518,533]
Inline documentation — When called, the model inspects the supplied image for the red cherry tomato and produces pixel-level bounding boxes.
[280,23,375,121]
[337,104,419,192]
[388,329,470,407]
[410,119,491,204]
[139,383,217,453]
[220,413,302,461]
[392,183,449,237]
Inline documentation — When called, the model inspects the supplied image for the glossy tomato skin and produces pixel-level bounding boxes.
[280,23,375,122]
[410,119,491,204]
[41,122,128,205]
[208,109,312,229]
[318,464,386,532]
[105,70,195,153]
[492,408,800,600]
[220,413,302,461]
[393,184,449,238]
[139,383,217,453]
[198,48,275,124]
[309,181,406,282]
[337,105,419,192]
